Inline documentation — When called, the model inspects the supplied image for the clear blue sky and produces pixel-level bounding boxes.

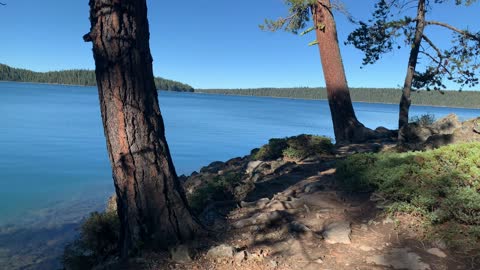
[0,0,478,89]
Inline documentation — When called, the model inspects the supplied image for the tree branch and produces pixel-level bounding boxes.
[422,34,442,58]
[426,20,480,41]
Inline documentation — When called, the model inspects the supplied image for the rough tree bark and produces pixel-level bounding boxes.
[313,0,371,144]
[84,0,200,257]
[398,0,426,135]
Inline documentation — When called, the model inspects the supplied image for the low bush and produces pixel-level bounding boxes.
[188,172,243,213]
[252,134,333,161]
[336,142,480,247]
[63,211,120,270]
[410,113,436,125]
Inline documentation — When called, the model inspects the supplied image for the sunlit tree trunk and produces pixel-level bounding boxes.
[84,0,200,257]
[399,0,426,135]
[313,0,369,144]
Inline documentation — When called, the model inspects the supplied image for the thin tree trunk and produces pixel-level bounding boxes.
[399,0,426,135]
[84,0,200,257]
[313,0,369,144]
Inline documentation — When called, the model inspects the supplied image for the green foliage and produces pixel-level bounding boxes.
[252,138,289,160]
[252,134,333,161]
[62,211,120,270]
[196,87,480,109]
[0,63,194,92]
[409,113,436,125]
[188,172,243,213]
[346,0,480,91]
[259,0,316,34]
[336,143,480,247]
[283,134,333,159]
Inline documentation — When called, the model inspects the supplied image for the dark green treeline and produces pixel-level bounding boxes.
[196,88,480,109]
[0,64,194,92]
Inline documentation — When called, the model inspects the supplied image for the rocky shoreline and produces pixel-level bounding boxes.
[4,114,480,270]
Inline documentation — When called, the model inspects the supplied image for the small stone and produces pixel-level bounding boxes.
[267,200,286,211]
[269,260,278,268]
[246,161,263,174]
[206,244,235,259]
[427,248,447,258]
[359,245,374,251]
[289,221,311,233]
[252,211,281,225]
[232,219,251,229]
[234,250,246,263]
[106,194,117,213]
[366,248,430,270]
[323,221,351,244]
[314,258,324,264]
[170,245,192,263]
[383,217,395,224]
[360,224,368,231]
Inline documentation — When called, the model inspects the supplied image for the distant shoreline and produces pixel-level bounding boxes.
[194,87,480,110]
[0,80,95,88]
[193,91,479,110]
[1,81,479,110]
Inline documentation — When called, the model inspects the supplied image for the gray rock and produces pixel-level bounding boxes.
[322,221,351,244]
[304,182,325,193]
[431,113,461,134]
[206,244,235,259]
[200,161,225,173]
[240,198,269,208]
[246,161,263,174]
[105,195,117,213]
[366,248,430,270]
[170,245,192,263]
[267,200,286,211]
[252,211,282,224]
[426,248,447,258]
[400,123,435,143]
[234,250,247,263]
[359,245,374,251]
[289,221,311,233]
[269,260,279,268]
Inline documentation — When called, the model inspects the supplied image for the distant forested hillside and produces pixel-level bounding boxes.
[196,88,480,109]
[0,64,194,92]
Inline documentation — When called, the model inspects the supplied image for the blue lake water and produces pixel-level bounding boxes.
[0,81,479,227]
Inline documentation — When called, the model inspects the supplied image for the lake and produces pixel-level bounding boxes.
[0,81,478,268]
[1,82,480,225]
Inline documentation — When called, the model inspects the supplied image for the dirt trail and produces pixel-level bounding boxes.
[138,148,478,270]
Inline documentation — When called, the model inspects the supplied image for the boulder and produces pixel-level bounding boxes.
[322,221,351,244]
[206,244,235,259]
[200,161,225,174]
[431,113,461,134]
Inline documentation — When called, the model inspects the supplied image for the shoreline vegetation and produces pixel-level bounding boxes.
[0,64,194,92]
[195,88,480,109]
[1,63,479,109]
[63,118,480,270]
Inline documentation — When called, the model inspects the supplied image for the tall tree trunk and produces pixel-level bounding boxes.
[84,0,200,257]
[398,0,426,135]
[313,0,369,144]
